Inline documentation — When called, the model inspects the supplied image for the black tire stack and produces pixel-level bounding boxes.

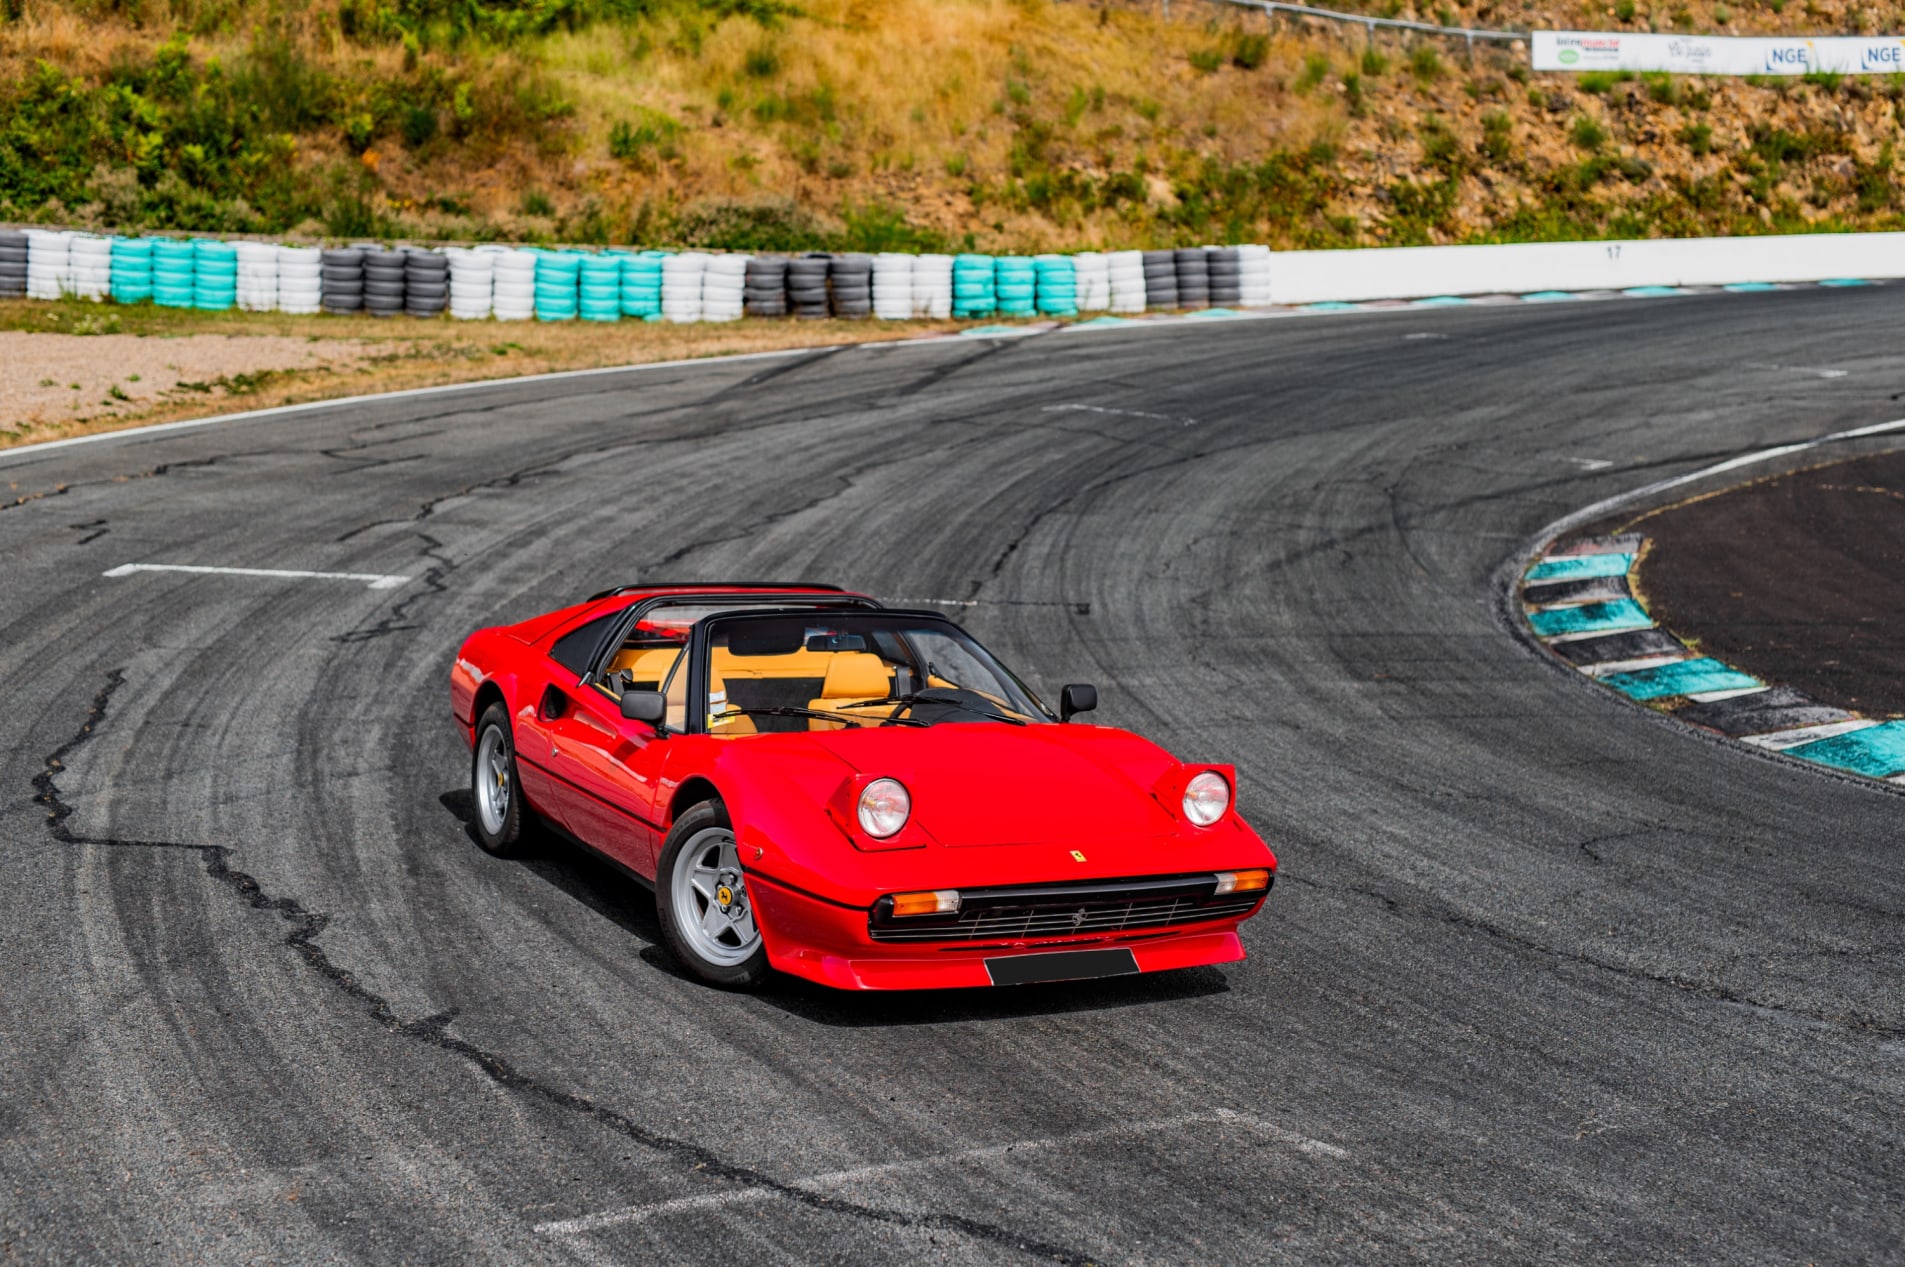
[404,248,449,318]
[0,229,26,299]
[1207,247,1243,306]
[828,253,873,318]
[789,253,831,320]
[320,247,365,314]
[1174,247,1211,310]
[744,256,789,318]
[362,248,406,318]
[1142,250,1178,310]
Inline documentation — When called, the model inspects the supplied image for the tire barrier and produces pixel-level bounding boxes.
[70,234,112,302]
[872,252,914,321]
[995,255,1036,318]
[108,236,153,305]
[319,247,364,314]
[0,229,26,299]
[952,253,996,318]
[913,253,953,319]
[1107,249,1146,313]
[155,238,197,309]
[1141,249,1178,310]
[236,240,279,313]
[702,252,747,323]
[623,250,665,320]
[27,229,70,301]
[1034,253,1078,317]
[1,224,1284,323]
[830,253,873,318]
[1238,244,1273,305]
[789,253,831,320]
[534,249,582,322]
[1174,247,1211,310]
[193,239,237,311]
[661,250,707,323]
[1207,246,1242,308]
[492,248,537,321]
[361,247,406,319]
[278,244,322,315]
[405,248,450,319]
[446,247,492,321]
[1071,251,1110,313]
[744,255,789,318]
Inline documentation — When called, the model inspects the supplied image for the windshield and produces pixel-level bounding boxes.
[693,612,1052,735]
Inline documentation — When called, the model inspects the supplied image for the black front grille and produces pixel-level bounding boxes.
[868,873,1267,944]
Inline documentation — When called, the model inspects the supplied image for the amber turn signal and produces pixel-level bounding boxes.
[1213,869,1270,895]
[889,889,961,917]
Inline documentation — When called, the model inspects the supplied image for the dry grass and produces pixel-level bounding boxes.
[0,299,973,452]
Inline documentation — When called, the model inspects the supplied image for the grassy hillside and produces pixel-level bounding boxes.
[2,0,1903,249]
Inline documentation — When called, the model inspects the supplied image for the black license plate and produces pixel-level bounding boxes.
[984,947,1140,986]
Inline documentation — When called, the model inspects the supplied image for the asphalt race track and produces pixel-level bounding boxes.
[4,290,1903,1264]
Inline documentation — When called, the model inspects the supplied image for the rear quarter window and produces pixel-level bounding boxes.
[549,612,620,676]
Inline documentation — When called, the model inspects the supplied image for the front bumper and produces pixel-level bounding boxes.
[746,869,1263,990]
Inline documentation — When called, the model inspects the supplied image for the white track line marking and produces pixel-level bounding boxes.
[1747,362,1849,379]
[1584,654,1688,676]
[1685,685,1769,703]
[534,1109,1344,1236]
[1541,625,1657,646]
[1738,719,1879,750]
[1528,416,1905,551]
[1563,457,1615,470]
[103,562,410,590]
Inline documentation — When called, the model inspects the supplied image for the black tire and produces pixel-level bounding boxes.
[470,702,532,858]
[655,800,771,989]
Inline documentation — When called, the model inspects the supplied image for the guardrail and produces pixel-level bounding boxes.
[1212,0,1529,51]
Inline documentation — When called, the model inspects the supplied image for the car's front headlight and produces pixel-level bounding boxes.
[1182,770,1230,826]
[857,777,911,838]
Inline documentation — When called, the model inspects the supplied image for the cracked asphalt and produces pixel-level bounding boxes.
[3,289,1903,1264]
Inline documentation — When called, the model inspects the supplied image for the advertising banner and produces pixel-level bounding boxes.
[1533,30,1905,75]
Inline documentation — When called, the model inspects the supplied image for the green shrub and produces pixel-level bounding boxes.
[1296,52,1331,93]
[1409,43,1442,82]
[1642,72,1677,104]
[1361,46,1389,76]
[1481,109,1512,162]
[1578,70,1633,93]
[1571,115,1608,150]
[1189,47,1223,74]
[608,107,682,166]
[1230,31,1270,70]
[743,42,780,78]
[1679,121,1713,155]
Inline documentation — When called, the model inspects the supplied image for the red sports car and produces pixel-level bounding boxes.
[449,584,1276,990]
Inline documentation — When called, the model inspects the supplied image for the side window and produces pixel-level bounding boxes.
[549,612,620,677]
[661,653,690,733]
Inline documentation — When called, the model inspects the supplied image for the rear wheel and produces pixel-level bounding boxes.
[657,800,770,989]
[471,703,530,858]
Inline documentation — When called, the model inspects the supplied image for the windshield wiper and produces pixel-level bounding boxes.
[713,706,928,729]
[833,693,1028,726]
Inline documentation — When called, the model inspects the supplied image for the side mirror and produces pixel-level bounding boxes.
[620,690,666,725]
[1059,683,1098,722]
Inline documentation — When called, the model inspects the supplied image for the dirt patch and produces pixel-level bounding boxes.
[0,330,370,437]
[1629,448,1905,718]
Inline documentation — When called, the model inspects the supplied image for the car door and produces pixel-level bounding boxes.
[536,680,671,877]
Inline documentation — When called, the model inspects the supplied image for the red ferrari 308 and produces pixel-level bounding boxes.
[449,584,1276,990]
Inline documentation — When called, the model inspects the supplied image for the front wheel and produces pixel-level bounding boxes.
[471,703,531,858]
[656,800,770,989]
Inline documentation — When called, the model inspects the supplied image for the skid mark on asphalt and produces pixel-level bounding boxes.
[30,672,1101,1265]
[535,1108,1347,1236]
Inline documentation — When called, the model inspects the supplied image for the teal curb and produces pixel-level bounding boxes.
[1527,552,1635,582]
[1817,278,1871,287]
[1622,286,1684,297]
[1784,720,1905,778]
[1523,291,1576,302]
[1724,282,1780,292]
[1598,658,1761,702]
[1527,598,1651,638]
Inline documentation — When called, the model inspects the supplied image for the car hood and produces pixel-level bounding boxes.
[790,723,1185,847]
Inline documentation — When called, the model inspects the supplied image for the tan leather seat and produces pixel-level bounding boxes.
[807,652,893,729]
